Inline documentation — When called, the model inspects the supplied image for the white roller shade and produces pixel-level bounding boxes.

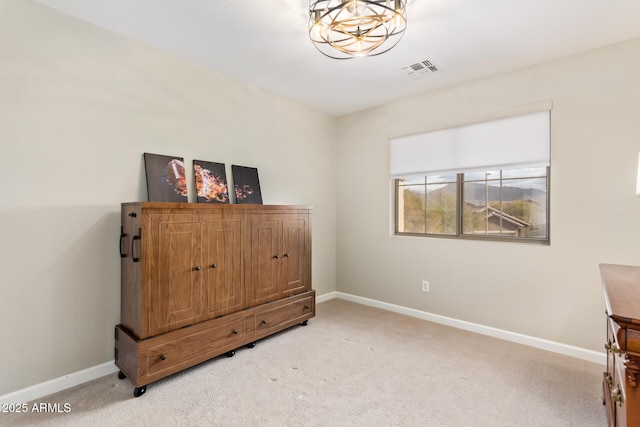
[390,111,550,178]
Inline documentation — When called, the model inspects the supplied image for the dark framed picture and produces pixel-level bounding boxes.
[143,153,188,202]
[231,165,263,204]
[193,160,229,204]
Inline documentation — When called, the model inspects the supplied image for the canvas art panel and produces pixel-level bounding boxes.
[231,165,263,204]
[193,160,229,203]
[143,153,188,202]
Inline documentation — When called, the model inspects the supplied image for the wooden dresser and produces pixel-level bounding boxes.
[600,263,640,426]
[115,202,315,397]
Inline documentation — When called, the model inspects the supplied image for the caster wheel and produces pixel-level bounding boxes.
[117,370,126,380]
[133,386,146,397]
[246,342,256,349]
[301,320,309,326]
[226,350,236,357]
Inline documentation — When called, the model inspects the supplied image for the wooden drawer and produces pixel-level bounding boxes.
[617,327,640,354]
[116,313,250,387]
[612,351,627,427]
[147,318,246,376]
[115,290,316,390]
[604,317,630,426]
[254,295,314,338]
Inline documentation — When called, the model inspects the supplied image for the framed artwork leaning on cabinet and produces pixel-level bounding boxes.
[193,159,229,203]
[232,165,263,204]
[143,153,188,202]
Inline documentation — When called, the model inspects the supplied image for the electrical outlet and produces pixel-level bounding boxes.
[422,280,429,292]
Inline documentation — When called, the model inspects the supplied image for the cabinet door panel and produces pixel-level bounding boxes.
[248,219,281,306]
[282,218,308,295]
[203,219,243,318]
[149,218,203,336]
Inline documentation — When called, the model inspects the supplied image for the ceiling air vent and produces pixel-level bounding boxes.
[402,59,440,80]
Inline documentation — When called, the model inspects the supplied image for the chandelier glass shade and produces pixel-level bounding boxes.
[309,0,407,59]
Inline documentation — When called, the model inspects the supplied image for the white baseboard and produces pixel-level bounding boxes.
[319,291,606,365]
[2,290,605,405]
[0,361,118,406]
[316,290,337,304]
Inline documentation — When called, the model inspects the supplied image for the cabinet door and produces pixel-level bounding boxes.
[147,215,203,337]
[282,217,309,295]
[247,217,282,306]
[247,213,310,306]
[202,217,243,319]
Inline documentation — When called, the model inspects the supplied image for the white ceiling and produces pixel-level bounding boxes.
[33,0,640,116]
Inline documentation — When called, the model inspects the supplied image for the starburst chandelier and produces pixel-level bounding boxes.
[309,0,407,59]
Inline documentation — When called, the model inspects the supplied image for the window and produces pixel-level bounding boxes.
[396,174,457,235]
[390,109,551,243]
[395,167,549,242]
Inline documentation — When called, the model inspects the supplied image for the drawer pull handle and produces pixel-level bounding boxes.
[194,266,201,271]
[261,320,268,325]
[304,305,310,310]
[605,341,621,354]
[232,329,238,335]
[611,387,623,405]
[211,264,217,269]
[284,253,289,258]
[160,354,167,361]
[273,255,279,259]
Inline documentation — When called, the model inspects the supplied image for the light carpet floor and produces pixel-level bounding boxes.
[1,299,607,426]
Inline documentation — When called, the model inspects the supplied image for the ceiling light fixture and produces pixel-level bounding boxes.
[309,0,407,60]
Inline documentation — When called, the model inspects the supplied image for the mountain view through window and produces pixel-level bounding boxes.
[396,167,548,242]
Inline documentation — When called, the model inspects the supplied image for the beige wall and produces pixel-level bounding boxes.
[0,1,337,395]
[336,37,640,353]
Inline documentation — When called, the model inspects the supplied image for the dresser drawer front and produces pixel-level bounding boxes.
[147,318,246,375]
[616,327,640,354]
[255,296,313,335]
[612,352,627,427]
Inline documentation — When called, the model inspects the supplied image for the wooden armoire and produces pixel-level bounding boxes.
[115,202,315,397]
